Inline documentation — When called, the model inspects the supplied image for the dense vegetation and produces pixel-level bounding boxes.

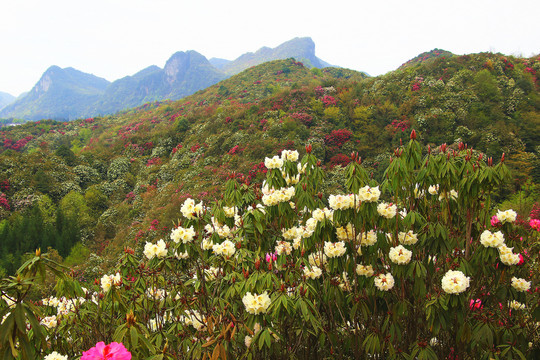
[0,52,538,279]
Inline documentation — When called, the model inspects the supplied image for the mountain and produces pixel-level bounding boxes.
[0,92,15,111]
[0,66,110,120]
[220,37,332,75]
[96,51,226,115]
[209,57,231,69]
[399,48,454,70]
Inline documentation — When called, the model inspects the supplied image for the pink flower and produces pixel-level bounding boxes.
[518,253,524,265]
[530,219,540,231]
[490,215,500,227]
[81,342,131,360]
[469,299,483,310]
[265,252,277,263]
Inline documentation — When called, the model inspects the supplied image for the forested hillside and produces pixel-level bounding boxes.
[0,53,539,275]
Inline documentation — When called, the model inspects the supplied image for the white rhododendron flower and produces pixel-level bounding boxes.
[146,287,166,300]
[281,149,299,162]
[329,194,354,210]
[40,315,58,328]
[389,245,412,265]
[144,239,168,259]
[44,352,68,360]
[374,273,394,291]
[308,253,327,267]
[181,198,204,219]
[356,264,374,277]
[303,265,323,279]
[261,186,295,206]
[223,206,236,218]
[170,225,196,244]
[511,277,531,292]
[479,230,505,248]
[213,240,236,257]
[324,241,347,258]
[441,270,470,294]
[174,250,189,259]
[336,223,355,241]
[264,155,284,169]
[439,189,458,201]
[242,292,271,315]
[497,209,517,223]
[339,272,352,291]
[508,300,525,310]
[428,184,439,195]
[377,202,397,219]
[357,185,380,202]
[100,272,122,293]
[204,267,221,281]
[312,208,333,222]
[398,230,418,245]
[282,226,301,240]
[201,238,214,250]
[498,245,520,265]
[358,230,378,246]
[275,241,293,255]
[182,310,206,330]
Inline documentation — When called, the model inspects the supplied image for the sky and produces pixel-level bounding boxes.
[1,0,539,97]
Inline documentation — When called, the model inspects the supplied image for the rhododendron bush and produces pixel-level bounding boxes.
[0,133,538,359]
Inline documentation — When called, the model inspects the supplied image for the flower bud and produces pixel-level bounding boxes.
[410,129,417,140]
[306,144,312,154]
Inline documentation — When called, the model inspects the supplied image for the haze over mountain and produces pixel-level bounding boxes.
[0,92,15,112]
[0,37,334,121]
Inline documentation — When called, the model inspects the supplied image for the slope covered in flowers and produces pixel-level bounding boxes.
[0,53,538,277]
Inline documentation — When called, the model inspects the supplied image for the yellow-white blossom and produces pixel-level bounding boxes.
[281,149,299,162]
[308,253,327,267]
[213,240,236,257]
[144,239,168,259]
[282,226,301,240]
[374,273,394,291]
[511,277,531,292]
[223,206,236,218]
[264,155,283,169]
[40,315,58,328]
[356,264,374,277]
[358,230,378,246]
[398,230,418,245]
[377,202,397,219]
[44,352,68,360]
[336,223,355,241]
[303,265,323,279]
[174,250,189,259]
[201,238,214,250]
[170,225,196,244]
[357,185,380,203]
[428,184,439,195]
[324,241,346,258]
[242,292,271,315]
[389,245,412,265]
[439,189,458,201]
[441,270,470,294]
[329,194,354,210]
[275,241,292,255]
[479,230,505,248]
[497,209,517,223]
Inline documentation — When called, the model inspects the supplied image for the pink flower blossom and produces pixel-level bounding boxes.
[529,218,540,231]
[265,252,277,263]
[81,342,131,360]
[469,299,483,311]
[490,215,500,227]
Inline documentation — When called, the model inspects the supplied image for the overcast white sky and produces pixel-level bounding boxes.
[1,0,539,96]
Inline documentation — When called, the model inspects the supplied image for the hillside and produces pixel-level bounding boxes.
[0,53,539,276]
[0,91,15,111]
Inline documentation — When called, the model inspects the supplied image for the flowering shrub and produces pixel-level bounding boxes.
[0,134,538,359]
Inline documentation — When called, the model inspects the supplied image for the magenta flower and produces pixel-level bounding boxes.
[81,342,131,360]
[490,215,500,227]
[530,218,540,231]
[265,252,277,263]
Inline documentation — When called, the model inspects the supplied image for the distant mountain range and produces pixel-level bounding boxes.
[0,92,15,112]
[0,37,334,121]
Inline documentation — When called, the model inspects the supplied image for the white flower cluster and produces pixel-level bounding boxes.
[201,238,214,250]
[511,277,531,292]
[498,245,520,266]
[357,185,381,203]
[439,189,458,201]
[205,217,232,238]
[336,223,355,241]
[180,198,204,219]
[374,273,394,291]
[170,225,196,244]
[244,323,262,348]
[479,230,505,248]
[282,226,301,241]
[328,194,355,210]
[43,295,88,316]
[223,206,237,218]
[44,352,68,360]
[358,230,378,246]
[101,272,122,293]
[308,253,327,268]
[182,310,206,330]
[242,292,272,315]
[144,239,168,260]
[146,287,167,301]
[324,241,347,258]
[441,270,470,294]
[356,264,374,277]
[264,155,284,169]
[303,265,323,279]
[389,245,412,265]
[398,230,418,245]
[377,202,397,219]
[40,315,58,329]
[312,207,334,222]
[174,250,189,259]
[212,240,236,258]
[497,209,517,223]
[261,185,295,206]
[281,149,299,162]
[275,240,293,255]
[508,300,526,310]
[428,184,439,195]
[204,266,221,281]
